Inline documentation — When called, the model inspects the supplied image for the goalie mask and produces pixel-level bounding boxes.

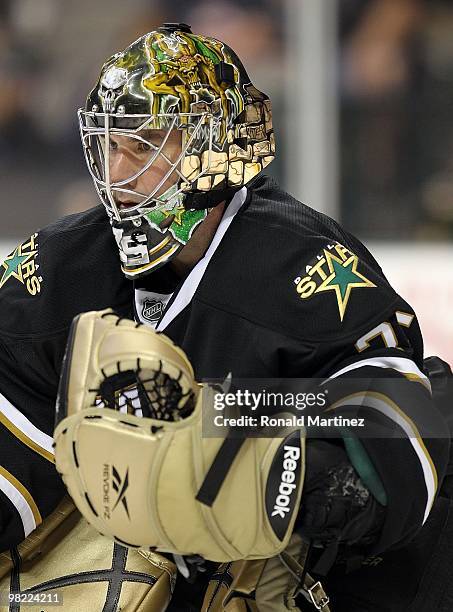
[78,23,275,279]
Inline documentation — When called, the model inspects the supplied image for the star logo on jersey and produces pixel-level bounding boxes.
[315,251,376,321]
[0,234,42,295]
[0,246,33,287]
[293,243,376,321]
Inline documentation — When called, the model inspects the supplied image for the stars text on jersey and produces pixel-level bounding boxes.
[0,234,42,296]
[293,243,376,321]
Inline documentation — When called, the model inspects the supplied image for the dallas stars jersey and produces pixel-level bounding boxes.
[0,175,449,567]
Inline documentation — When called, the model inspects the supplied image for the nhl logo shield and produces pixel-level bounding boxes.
[142,298,164,324]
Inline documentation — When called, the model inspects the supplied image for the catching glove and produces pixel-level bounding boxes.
[53,310,305,562]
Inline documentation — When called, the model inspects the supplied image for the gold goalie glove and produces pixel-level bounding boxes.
[53,310,305,564]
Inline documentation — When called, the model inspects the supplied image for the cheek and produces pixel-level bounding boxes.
[135,145,182,189]
[138,160,166,185]
[163,139,182,163]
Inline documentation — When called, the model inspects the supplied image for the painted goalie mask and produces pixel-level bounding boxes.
[79,23,275,278]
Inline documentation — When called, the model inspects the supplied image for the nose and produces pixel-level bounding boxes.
[109,151,139,186]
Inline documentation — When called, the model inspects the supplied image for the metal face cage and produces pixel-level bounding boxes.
[78,110,217,222]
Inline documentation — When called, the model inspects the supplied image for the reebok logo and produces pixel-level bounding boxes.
[271,445,300,519]
[102,463,130,520]
[265,432,302,540]
[111,465,130,519]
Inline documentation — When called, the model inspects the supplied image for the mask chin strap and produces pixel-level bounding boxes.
[183,187,239,210]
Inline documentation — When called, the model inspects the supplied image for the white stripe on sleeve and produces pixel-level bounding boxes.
[328,391,437,523]
[326,356,431,391]
[0,469,38,537]
[0,392,54,456]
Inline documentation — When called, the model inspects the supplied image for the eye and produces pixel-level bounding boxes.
[138,141,152,152]
[109,139,118,151]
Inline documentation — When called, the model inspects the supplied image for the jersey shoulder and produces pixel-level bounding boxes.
[0,206,131,338]
[202,176,405,342]
[245,174,386,276]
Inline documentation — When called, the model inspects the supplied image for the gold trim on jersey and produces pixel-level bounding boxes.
[402,372,432,392]
[0,466,42,528]
[0,412,54,464]
[327,390,438,521]
[395,311,415,328]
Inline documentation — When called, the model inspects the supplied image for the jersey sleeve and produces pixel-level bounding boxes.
[279,239,450,554]
[0,212,130,551]
[0,332,68,551]
[320,309,450,554]
[0,233,64,549]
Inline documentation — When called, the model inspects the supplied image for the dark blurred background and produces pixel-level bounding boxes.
[0,0,285,235]
[0,0,451,359]
[340,0,453,241]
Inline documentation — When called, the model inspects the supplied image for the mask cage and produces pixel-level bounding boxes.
[78,110,217,222]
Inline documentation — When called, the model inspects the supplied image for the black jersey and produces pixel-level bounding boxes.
[0,175,449,563]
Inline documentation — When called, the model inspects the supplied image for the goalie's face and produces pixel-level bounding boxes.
[79,112,213,279]
[79,25,275,280]
[108,128,182,210]
[79,111,212,224]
